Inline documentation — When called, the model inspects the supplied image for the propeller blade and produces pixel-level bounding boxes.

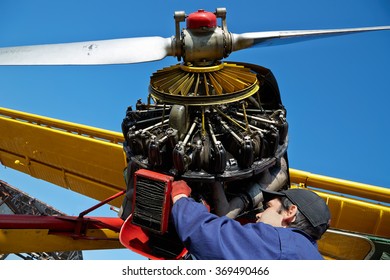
[232,26,390,51]
[0,36,173,65]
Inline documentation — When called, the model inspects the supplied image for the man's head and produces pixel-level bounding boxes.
[256,188,331,240]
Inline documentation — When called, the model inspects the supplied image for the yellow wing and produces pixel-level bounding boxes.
[289,169,390,260]
[0,107,127,207]
[1,107,390,259]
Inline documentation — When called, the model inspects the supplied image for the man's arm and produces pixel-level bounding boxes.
[170,181,281,260]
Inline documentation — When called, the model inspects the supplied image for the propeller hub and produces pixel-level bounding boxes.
[174,8,231,65]
[186,9,217,29]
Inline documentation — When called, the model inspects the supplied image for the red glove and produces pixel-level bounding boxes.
[171,180,191,201]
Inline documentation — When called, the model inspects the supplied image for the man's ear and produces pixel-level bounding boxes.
[282,205,298,226]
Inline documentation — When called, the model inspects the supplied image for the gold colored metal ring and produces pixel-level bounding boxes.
[180,63,224,73]
[149,83,259,106]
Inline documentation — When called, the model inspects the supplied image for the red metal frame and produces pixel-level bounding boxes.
[119,169,188,259]
[131,169,173,233]
[119,214,188,260]
[0,214,123,239]
[0,190,126,240]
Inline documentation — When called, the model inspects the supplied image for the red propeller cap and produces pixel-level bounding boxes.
[186,9,217,29]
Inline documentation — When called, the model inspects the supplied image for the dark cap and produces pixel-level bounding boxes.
[261,188,331,229]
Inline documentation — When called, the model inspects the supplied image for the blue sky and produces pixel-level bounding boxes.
[0,0,389,260]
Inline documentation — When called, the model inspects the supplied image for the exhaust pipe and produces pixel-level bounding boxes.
[212,157,288,219]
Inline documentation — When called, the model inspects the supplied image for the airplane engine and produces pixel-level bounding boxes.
[119,62,290,259]
[121,62,289,211]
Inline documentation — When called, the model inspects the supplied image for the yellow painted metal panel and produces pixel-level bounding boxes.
[290,168,390,203]
[0,108,124,143]
[318,230,374,260]
[290,168,390,238]
[0,108,127,207]
[304,189,390,238]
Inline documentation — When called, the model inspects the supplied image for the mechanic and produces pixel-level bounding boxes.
[170,180,331,259]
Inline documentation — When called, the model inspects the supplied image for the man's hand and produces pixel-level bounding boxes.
[255,208,284,227]
[171,180,191,204]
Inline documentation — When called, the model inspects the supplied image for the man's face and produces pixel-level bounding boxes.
[255,198,288,227]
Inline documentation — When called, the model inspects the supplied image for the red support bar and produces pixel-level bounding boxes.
[78,190,126,218]
[0,214,123,235]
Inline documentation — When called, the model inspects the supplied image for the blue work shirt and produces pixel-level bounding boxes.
[171,197,324,260]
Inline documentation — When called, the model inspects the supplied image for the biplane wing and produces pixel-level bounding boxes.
[0,107,127,208]
[1,107,390,259]
[289,169,390,259]
[0,107,127,254]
